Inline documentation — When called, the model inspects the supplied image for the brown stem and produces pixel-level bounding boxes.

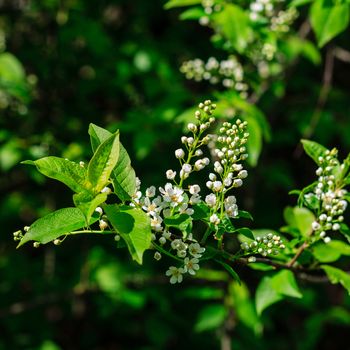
[287,241,309,267]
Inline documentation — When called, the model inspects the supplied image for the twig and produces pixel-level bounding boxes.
[286,241,309,267]
[334,47,350,63]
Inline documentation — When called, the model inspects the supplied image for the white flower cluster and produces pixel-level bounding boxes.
[180,56,248,98]
[270,7,298,33]
[240,232,285,258]
[306,148,348,243]
[249,0,274,21]
[205,119,249,229]
[198,0,222,26]
[166,242,206,284]
[130,101,218,283]
[250,0,298,33]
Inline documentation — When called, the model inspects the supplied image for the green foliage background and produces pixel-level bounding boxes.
[1,0,350,349]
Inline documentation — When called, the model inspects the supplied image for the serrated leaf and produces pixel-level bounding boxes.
[89,123,136,201]
[321,265,350,295]
[270,270,302,298]
[88,131,120,193]
[301,139,328,165]
[104,205,151,264]
[88,123,112,153]
[164,0,202,9]
[112,143,137,201]
[17,207,99,247]
[73,191,108,224]
[22,157,88,193]
[310,0,350,47]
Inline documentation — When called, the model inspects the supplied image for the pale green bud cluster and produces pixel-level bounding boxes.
[180,56,248,98]
[241,233,285,257]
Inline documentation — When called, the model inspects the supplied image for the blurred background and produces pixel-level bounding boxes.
[1,0,350,349]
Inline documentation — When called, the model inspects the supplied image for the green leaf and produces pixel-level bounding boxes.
[340,223,350,243]
[73,191,108,224]
[89,124,136,201]
[235,228,255,240]
[270,270,302,298]
[17,208,99,247]
[215,259,241,284]
[255,276,284,315]
[88,131,120,193]
[104,205,152,264]
[112,143,137,201]
[164,213,193,234]
[301,139,328,165]
[310,0,350,47]
[191,203,210,220]
[289,0,313,7]
[212,4,252,53]
[194,304,227,332]
[0,52,29,101]
[248,263,275,271]
[293,207,315,237]
[88,123,112,153]
[22,157,88,193]
[238,210,253,220]
[313,240,350,263]
[255,271,302,315]
[230,281,263,335]
[180,7,204,20]
[321,265,350,295]
[245,115,262,167]
[164,0,202,9]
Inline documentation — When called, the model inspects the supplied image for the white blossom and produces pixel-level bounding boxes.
[182,163,192,173]
[159,183,184,206]
[166,266,185,284]
[210,213,220,225]
[205,193,216,207]
[166,169,176,180]
[175,148,185,159]
[184,257,200,275]
[145,186,156,198]
[189,184,201,194]
[188,243,205,258]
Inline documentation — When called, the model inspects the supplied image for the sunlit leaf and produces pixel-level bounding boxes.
[18,207,99,247]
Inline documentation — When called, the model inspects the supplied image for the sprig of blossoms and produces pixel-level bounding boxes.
[305,148,348,243]
[130,101,218,284]
[180,56,248,98]
[205,119,250,234]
